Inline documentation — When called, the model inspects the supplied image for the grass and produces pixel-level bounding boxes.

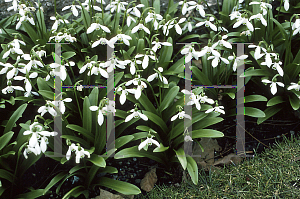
[136,133,300,198]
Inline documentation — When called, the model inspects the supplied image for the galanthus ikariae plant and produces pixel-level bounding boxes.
[0,0,300,198]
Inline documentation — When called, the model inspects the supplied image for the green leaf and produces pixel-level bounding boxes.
[0,131,13,151]
[153,0,160,14]
[267,96,285,106]
[36,8,47,37]
[174,148,187,170]
[191,65,213,85]
[244,95,268,103]
[136,39,145,54]
[257,105,283,125]
[240,69,268,77]
[159,86,179,112]
[60,135,89,148]
[192,129,224,138]
[44,171,67,195]
[22,21,39,44]
[62,51,76,59]
[178,34,201,42]
[95,177,141,195]
[143,111,168,134]
[153,143,169,152]
[4,104,27,134]
[159,37,173,66]
[289,94,300,110]
[114,135,134,149]
[16,189,45,199]
[244,107,266,118]
[88,154,106,167]
[81,5,91,29]
[271,18,287,41]
[193,117,223,130]
[83,96,92,133]
[0,169,13,182]
[38,90,54,100]
[66,124,94,141]
[62,186,85,199]
[37,77,52,92]
[186,156,198,185]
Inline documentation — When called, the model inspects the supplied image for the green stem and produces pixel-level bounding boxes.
[277,0,283,22]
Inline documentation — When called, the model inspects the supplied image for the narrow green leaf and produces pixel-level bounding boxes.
[174,148,187,170]
[38,90,54,100]
[37,77,52,92]
[0,131,13,151]
[62,51,76,59]
[83,96,92,133]
[95,177,141,195]
[289,94,300,110]
[114,135,134,149]
[245,107,266,118]
[4,104,27,134]
[267,96,285,106]
[44,172,67,195]
[88,154,106,167]
[244,95,268,103]
[153,143,169,152]
[22,21,39,44]
[240,69,268,77]
[62,186,85,199]
[186,156,198,185]
[66,124,94,141]
[178,34,201,42]
[153,0,160,14]
[16,189,45,199]
[0,169,13,182]
[192,129,224,138]
[143,111,168,134]
[159,86,179,112]
[257,105,283,125]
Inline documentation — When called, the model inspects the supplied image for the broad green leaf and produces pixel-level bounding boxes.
[98,166,118,174]
[22,21,39,44]
[16,189,45,199]
[244,95,267,104]
[143,111,168,134]
[62,186,85,199]
[174,148,187,170]
[60,135,89,148]
[83,96,92,133]
[4,104,27,134]
[186,156,198,185]
[115,72,124,86]
[192,129,224,138]
[191,65,213,85]
[66,124,94,141]
[88,154,106,167]
[153,143,169,152]
[62,52,76,59]
[240,69,268,77]
[153,0,160,14]
[159,86,179,112]
[81,5,91,29]
[0,169,13,182]
[44,171,67,195]
[114,135,134,148]
[0,131,13,151]
[95,177,141,195]
[136,39,145,54]
[38,90,54,100]
[193,117,223,130]
[69,165,85,174]
[178,34,201,42]
[257,105,283,125]
[114,146,165,165]
[244,107,266,118]
[267,96,285,106]
[289,94,300,110]
[159,37,173,66]
[37,77,52,92]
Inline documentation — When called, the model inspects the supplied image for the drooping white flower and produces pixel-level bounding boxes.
[205,105,225,114]
[181,89,201,110]
[2,80,24,94]
[127,4,144,18]
[195,17,217,31]
[287,82,300,91]
[284,0,289,11]
[145,12,163,30]
[116,86,135,105]
[138,134,160,151]
[62,4,81,17]
[292,19,300,36]
[50,16,69,32]
[151,40,172,52]
[228,54,248,72]
[158,20,175,36]
[132,23,150,34]
[49,61,75,81]
[16,14,35,30]
[6,0,19,12]
[207,53,230,68]
[262,78,284,95]
[147,67,168,85]
[13,72,38,94]
[108,34,132,48]
[181,44,201,63]
[187,3,205,18]
[92,37,110,48]
[248,45,267,60]
[105,0,128,13]
[126,13,136,27]
[261,51,277,68]
[38,100,57,117]
[173,18,186,35]
[125,76,148,99]
[249,13,267,26]
[66,143,90,164]
[217,35,232,49]
[90,100,116,126]
[270,60,284,77]
[135,53,156,69]
[249,2,272,16]
[233,16,254,31]
[198,42,220,57]
[182,21,193,32]
[125,108,148,122]
[171,111,191,121]
[184,135,193,142]
[198,93,214,104]
[87,23,111,34]
[178,0,197,15]
[2,46,24,59]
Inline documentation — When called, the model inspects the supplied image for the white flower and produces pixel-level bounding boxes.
[205,105,225,114]
[77,85,83,91]
[35,49,46,59]
[292,19,300,36]
[90,100,116,126]
[116,86,135,105]
[228,54,248,72]
[10,38,26,49]
[248,45,267,60]
[147,67,168,85]
[187,3,205,18]
[126,14,136,27]
[16,15,35,30]
[284,0,289,11]
[105,0,128,13]
[181,44,201,63]
[195,17,217,31]
[207,54,229,68]
[173,18,186,35]
[87,23,111,34]
[66,143,90,164]
[59,98,72,114]
[2,46,24,59]
[261,52,277,68]
[198,93,214,104]
[230,10,241,20]
[138,135,160,151]
[135,53,156,69]
[23,57,44,72]
[38,100,57,117]
[50,16,69,32]
[66,143,78,160]
[217,35,232,49]
[92,38,110,48]
[6,0,19,12]
[182,21,193,32]
[132,23,150,34]
[124,76,147,99]
[198,43,220,57]
[184,135,193,142]
[2,80,24,94]
[181,89,201,110]
[62,4,81,17]
[270,60,284,77]
[158,20,175,36]
[108,34,132,48]
[233,16,254,31]
[13,72,38,94]
[127,4,144,18]
[249,2,272,16]
[145,12,163,30]
[287,82,300,91]
[249,13,267,26]
[151,40,172,52]
[178,0,197,15]
[125,108,148,122]
[171,111,191,121]
[262,78,284,95]
[101,53,131,72]
[0,62,22,79]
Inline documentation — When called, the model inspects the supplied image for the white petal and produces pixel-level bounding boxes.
[171,114,178,121]
[270,83,277,95]
[89,106,98,111]
[147,73,157,82]
[138,139,148,151]
[125,113,134,122]
[40,137,47,153]
[98,112,104,126]
[120,91,126,105]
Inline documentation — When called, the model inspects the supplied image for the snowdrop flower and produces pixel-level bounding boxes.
[198,93,214,104]
[2,45,24,59]
[261,51,277,68]
[101,53,131,72]
[38,100,58,117]
[182,21,193,32]
[181,44,201,63]
[10,37,26,49]
[138,134,160,151]
[90,63,109,78]
[89,106,106,126]
[49,32,76,43]
[66,143,90,164]
[6,0,19,12]
[23,56,44,72]
[35,49,46,59]
[205,102,225,114]
[66,143,78,160]
[158,20,175,36]
[105,0,127,13]
[135,53,156,69]
[248,45,267,60]
[125,107,148,122]
[77,85,83,91]
[292,18,300,36]
[151,39,172,52]
[147,67,168,85]
[240,29,252,36]
[0,62,22,79]
[127,3,144,18]
[187,2,205,18]
[249,13,267,26]
[171,110,191,121]
[2,80,24,94]
[79,60,97,74]
[108,33,132,48]
[92,37,110,48]
[287,82,300,91]
[16,14,35,29]
[62,3,81,17]
[195,17,217,31]
[184,135,193,142]
[50,16,69,32]
[233,15,254,31]
[181,89,201,110]
[249,2,272,16]
[198,42,220,57]
[283,0,289,11]
[126,13,136,27]
[59,98,72,114]
[145,11,163,30]
[82,0,102,12]
[132,22,150,34]
[13,72,38,94]
[116,86,135,105]
[125,76,147,99]
[217,35,232,49]
[207,53,230,68]
[178,0,197,15]
[269,60,284,77]
[230,9,241,20]
[262,76,284,95]
[124,59,142,75]
[87,22,111,34]
[228,54,248,72]
[49,61,75,81]
[173,18,186,35]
